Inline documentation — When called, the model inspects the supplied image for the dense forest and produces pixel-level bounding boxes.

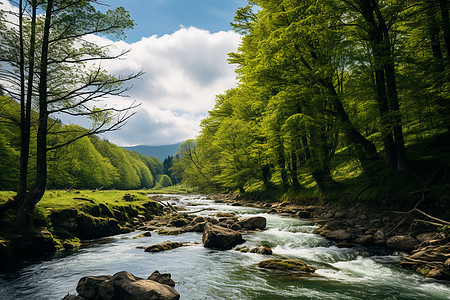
[0,95,172,191]
[173,0,449,199]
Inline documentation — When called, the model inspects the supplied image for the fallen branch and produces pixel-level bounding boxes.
[414,208,450,225]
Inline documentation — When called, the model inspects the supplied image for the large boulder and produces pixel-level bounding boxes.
[386,235,419,251]
[258,259,316,273]
[76,271,179,300]
[144,241,183,252]
[237,216,266,230]
[202,223,245,250]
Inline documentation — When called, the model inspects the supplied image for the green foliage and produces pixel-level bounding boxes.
[158,174,173,188]
[0,102,164,190]
[176,0,450,199]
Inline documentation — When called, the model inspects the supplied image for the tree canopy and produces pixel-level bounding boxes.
[173,0,449,195]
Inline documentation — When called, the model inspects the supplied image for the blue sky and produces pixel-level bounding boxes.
[100,0,248,42]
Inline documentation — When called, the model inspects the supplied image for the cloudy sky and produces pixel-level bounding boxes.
[1,0,247,146]
[86,0,247,146]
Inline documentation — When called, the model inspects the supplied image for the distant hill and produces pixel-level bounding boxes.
[124,142,183,162]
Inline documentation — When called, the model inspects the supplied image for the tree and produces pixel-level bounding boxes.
[0,0,141,228]
[158,174,173,188]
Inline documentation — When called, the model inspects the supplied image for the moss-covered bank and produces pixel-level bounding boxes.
[0,190,163,265]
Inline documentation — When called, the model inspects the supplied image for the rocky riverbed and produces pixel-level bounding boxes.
[214,194,450,281]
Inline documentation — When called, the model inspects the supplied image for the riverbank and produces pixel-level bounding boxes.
[0,190,164,265]
[216,194,450,280]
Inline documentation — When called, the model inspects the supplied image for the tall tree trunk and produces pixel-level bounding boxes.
[274,135,288,189]
[357,0,398,171]
[373,0,408,175]
[427,3,443,60]
[290,148,301,189]
[437,0,450,61]
[17,0,37,200]
[15,0,53,228]
[323,78,381,174]
[261,163,271,189]
[17,0,26,199]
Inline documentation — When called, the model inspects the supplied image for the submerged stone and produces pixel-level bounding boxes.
[144,241,183,252]
[258,259,316,273]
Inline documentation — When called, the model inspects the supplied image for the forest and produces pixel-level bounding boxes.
[173,0,449,203]
[0,96,174,191]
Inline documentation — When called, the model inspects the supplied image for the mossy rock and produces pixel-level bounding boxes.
[157,229,182,235]
[98,203,115,218]
[9,229,59,259]
[144,241,183,252]
[258,259,316,273]
[112,209,129,222]
[49,208,78,232]
[123,194,137,202]
[142,201,161,214]
[75,212,120,240]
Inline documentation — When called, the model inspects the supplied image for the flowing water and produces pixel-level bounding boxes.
[1,194,449,299]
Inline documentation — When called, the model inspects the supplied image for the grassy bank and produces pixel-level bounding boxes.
[0,187,191,264]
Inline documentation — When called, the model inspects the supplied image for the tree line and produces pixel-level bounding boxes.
[0,96,170,190]
[173,0,449,194]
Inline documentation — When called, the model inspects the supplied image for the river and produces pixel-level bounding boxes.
[0,194,449,299]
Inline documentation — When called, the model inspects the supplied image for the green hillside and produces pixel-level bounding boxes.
[0,97,165,191]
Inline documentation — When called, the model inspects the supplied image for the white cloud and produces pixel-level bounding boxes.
[86,27,241,146]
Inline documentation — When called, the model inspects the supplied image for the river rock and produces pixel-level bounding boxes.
[148,271,175,287]
[250,246,273,255]
[416,232,439,243]
[354,234,373,245]
[202,223,245,250]
[191,216,205,224]
[96,271,180,300]
[144,241,183,252]
[237,216,266,230]
[386,235,418,251]
[296,210,312,219]
[258,259,316,273]
[229,223,242,231]
[170,219,188,228]
[235,245,273,255]
[157,229,182,235]
[234,245,250,252]
[62,295,85,300]
[373,229,385,242]
[132,231,152,239]
[325,229,351,241]
[77,275,112,299]
[193,222,207,232]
